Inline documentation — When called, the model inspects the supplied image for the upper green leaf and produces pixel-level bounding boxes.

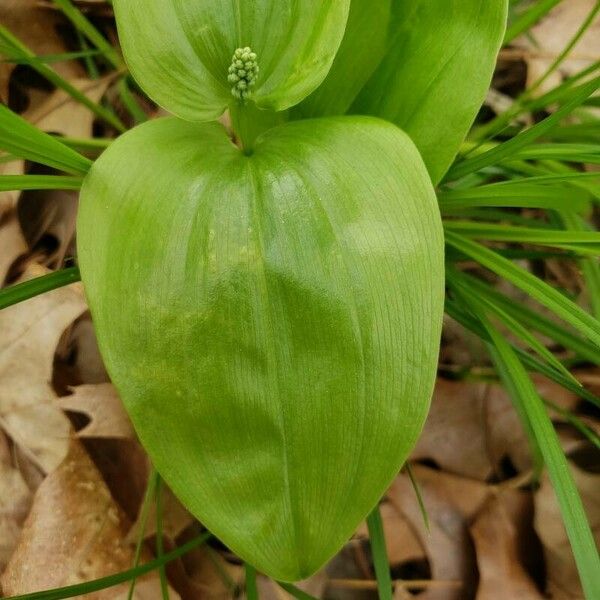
[295,0,507,185]
[77,116,444,581]
[294,0,392,118]
[113,0,350,121]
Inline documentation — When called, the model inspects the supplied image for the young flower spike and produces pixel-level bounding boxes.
[228,47,259,100]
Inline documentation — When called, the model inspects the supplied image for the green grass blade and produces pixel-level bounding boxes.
[504,0,564,43]
[450,271,579,385]
[405,464,430,532]
[485,320,600,599]
[0,175,83,191]
[366,505,393,600]
[0,267,80,310]
[4,533,211,600]
[545,399,600,450]
[445,296,600,409]
[445,221,600,251]
[3,49,102,64]
[438,181,589,212]
[445,75,600,181]
[446,268,600,364]
[245,564,259,600]
[52,0,123,69]
[127,470,158,600]
[0,26,126,132]
[155,476,170,599]
[0,104,92,175]
[446,231,600,346]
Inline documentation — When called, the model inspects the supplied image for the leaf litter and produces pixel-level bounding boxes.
[0,3,598,599]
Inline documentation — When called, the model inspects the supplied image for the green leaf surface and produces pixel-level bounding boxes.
[293,0,391,119]
[352,0,508,184]
[113,0,350,121]
[77,116,445,581]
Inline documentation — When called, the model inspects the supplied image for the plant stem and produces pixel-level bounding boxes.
[229,101,283,155]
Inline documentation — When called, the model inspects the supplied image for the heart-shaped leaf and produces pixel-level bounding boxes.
[77,116,444,581]
[113,0,350,121]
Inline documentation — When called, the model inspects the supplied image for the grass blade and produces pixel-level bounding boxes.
[0,25,126,132]
[366,505,393,600]
[52,0,123,68]
[245,564,259,600]
[445,75,600,181]
[155,476,170,599]
[127,470,158,600]
[0,104,92,175]
[0,268,80,310]
[484,319,600,599]
[0,175,83,191]
[446,231,600,346]
[504,0,564,43]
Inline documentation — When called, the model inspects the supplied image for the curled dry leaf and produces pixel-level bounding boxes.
[534,462,600,600]
[470,491,543,600]
[1,439,179,598]
[412,379,531,480]
[0,0,84,105]
[387,466,490,600]
[58,383,134,439]
[0,263,85,473]
[0,430,32,573]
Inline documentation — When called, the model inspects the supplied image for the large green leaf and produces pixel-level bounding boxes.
[113,0,350,121]
[352,0,508,184]
[294,0,392,118]
[77,116,444,580]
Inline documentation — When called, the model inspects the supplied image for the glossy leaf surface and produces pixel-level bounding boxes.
[77,116,444,581]
[294,0,391,118]
[113,0,350,121]
[316,0,507,185]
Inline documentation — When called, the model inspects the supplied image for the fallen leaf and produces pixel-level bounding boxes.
[1,439,179,598]
[534,462,600,599]
[470,491,543,599]
[58,383,134,439]
[0,430,32,573]
[0,263,86,473]
[387,466,490,600]
[0,0,83,106]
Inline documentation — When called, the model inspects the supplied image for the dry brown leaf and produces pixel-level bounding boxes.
[512,0,600,93]
[356,499,424,567]
[0,0,84,105]
[470,491,543,599]
[0,430,32,573]
[387,466,490,600]
[0,263,85,473]
[0,211,27,285]
[1,439,179,598]
[534,463,600,600]
[412,379,493,480]
[412,379,531,480]
[58,383,134,439]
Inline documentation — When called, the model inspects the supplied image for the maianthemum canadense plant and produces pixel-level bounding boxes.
[1,0,600,598]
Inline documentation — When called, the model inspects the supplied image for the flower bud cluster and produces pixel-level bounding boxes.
[228,47,259,100]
